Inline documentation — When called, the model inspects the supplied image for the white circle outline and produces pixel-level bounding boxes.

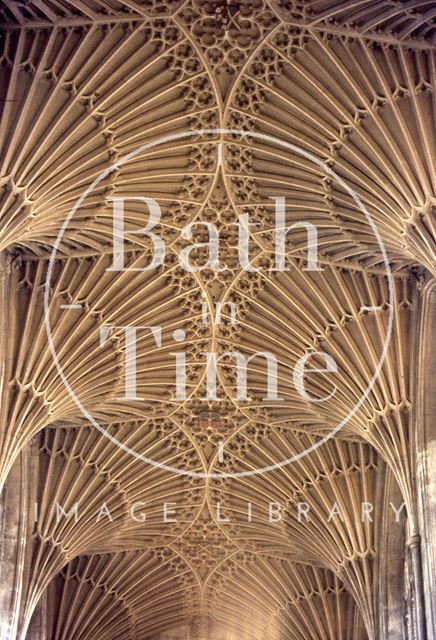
[44,129,394,479]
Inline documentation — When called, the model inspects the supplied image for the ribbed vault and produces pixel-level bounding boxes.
[0,1,434,640]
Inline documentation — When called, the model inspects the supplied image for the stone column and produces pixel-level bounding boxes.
[0,448,32,640]
[0,438,45,640]
[0,251,14,493]
[0,252,45,639]
[377,471,406,640]
[415,278,436,640]
[405,534,427,640]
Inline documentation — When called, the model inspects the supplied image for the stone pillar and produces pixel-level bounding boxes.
[405,534,427,640]
[0,448,32,640]
[0,424,42,640]
[0,251,14,493]
[378,471,406,639]
[415,278,436,640]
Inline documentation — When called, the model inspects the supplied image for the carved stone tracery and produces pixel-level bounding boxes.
[0,1,435,639]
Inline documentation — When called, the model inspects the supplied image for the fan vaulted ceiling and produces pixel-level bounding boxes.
[0,1,435,639]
